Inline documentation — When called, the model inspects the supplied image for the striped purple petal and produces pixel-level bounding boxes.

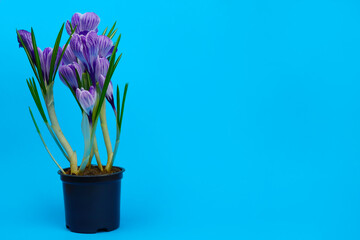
[39,47,63,83]
[80,12,100,34]
[66,12,100,36]
[41,47,52,81]
[62,44,77,65]
[70,34,86,65]
[82,32,99,70]
[17,30,35,62]
[59,62,83,90]
[71,13,81,33]
[65,20,72,35]
[98,35,114,58]
[71,31,99,84]
[95,57,109,82]
[76,86,97,116]
[98,74,115,112]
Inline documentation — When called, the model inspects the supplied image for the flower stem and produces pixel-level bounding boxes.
[100,103,113,172]
[86,135,103,171]
[45,84,78,174]
[93,136,103,171]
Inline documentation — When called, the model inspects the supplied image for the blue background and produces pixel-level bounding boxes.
[0,0,360,239]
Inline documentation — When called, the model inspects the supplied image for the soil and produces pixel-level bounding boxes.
[65,165,122,176]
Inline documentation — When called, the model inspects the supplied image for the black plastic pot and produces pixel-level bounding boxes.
[58,167,125,233]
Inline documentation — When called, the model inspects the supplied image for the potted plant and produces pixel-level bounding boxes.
[16,12,128,233]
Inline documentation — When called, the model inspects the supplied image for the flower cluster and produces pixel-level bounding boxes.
[17,12,128,175]
[17,30,63,83]
[17,12,116,121]
[62,12,116,119]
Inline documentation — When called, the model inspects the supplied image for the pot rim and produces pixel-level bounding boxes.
[58,166,125,183]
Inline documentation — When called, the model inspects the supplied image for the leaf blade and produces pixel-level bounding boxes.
[107,21,117,38]
[31,28,46,94]
[29,107,66,174]
[49,23,64,83]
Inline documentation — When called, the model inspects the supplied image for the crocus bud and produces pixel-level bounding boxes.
[59,63,83,90]
[41,47,63,83]
[66,12,100,36]
[70,31,99,83]
[17,30,34,62]
[76,86,97,116]
[98,74,115,112]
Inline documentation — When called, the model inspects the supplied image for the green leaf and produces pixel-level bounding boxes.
[111,83,129,168]
[29,107,40,133]
[111,53,123,80]
[82,72,90,90]
[107,21,117,38]
[92,33,121,124]
[16,30,40,80]
[74,68,82,89]
[31,28,46,94]
[29,107,66,174]
[49,23,64,83]
[116,85,120,121]
[26,78,47,123]
[118,83,129,131]
[54,25,77,75]
[101,26,108,36]
[109,28,118,39]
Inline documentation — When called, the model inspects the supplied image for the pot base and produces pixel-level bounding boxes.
[66,223,119,234]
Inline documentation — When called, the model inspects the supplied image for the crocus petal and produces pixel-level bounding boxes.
[98,74,115,111]
[80,12,100,33]
[66,20,72,35]
[98,35,114,58]
[71,13,82,33]
[82,31,99,68]
[89,85,96,96]
[70,31,99,78]
[17,30,34,61]
[62,45,77,65]
[42,47,52,80]
[37,47,43,68]
[70,34,86,64]
[95,57,109,82]
[77,60,86,72]
[59,62,83,89]
[17,30,32,49]
[76,86,97,115]
[54,46,63,70]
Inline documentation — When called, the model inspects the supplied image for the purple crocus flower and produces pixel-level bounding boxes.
[98,74,115,112]
[59,62,83,90]
[66,12,100,36]
[95,57,115,112]
[76,86,97,119]
[17,30,63,84]
[17,30,34,62]
[95,57,109,82]
[98,35,114,58]
[70,31,99,83]
[40,47,63,83]
[62,45,77,65]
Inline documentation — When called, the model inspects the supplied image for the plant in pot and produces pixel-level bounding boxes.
[16,12,128,233]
